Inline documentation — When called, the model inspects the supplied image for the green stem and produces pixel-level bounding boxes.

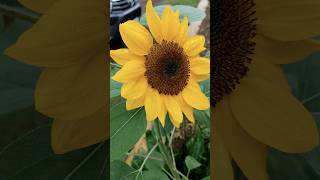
[154,120,181,180]
[134,143,159,180]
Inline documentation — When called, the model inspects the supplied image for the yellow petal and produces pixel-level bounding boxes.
[5,0,106,68]
[158,98,167,126]
[175,17,189,46]
[112,60,145,83]
[121,81,135,99]
[212,127,234,180]
[169,114,181,128]
[190,57,210,75]
[52,105,108,154]
[146,0,163,43]
[110,48,145,65]
[254,35,320,64]
[182,79,209,110]
[256,0,320,41]
[119,20,153,56]
[183,35,206,57]
[126,95,145,110]
[177,94,195,123]
[123,77,148,100]
[145,87,162,121]
[161,6,179,41]
[19,0,58,13]
[163,95,183,127]
[192,73,210,82]
[230,77,319,153]
[35,54,107,121]
[247,55,290,91]
[214,98,269,180]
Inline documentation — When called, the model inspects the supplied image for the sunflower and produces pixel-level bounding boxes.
[5,0,108,154]
[212,0,320,179]
[111,0,210,128]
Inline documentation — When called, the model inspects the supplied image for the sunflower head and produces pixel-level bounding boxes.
[145,40,190,95]
[111,0,210,128]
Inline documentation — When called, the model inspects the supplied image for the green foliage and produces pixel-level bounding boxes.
[110,102,147,161]
[185,156,201,171]
[0,126,108,180]
[166,0,200,7]
[0,18,40,114]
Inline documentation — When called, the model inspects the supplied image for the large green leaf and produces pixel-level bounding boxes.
[110,101,147,161]
[0,126,108,180]
[143,170,169,180]
[0,18,40,114]
[110,161,141,180]
[140,5,205,26]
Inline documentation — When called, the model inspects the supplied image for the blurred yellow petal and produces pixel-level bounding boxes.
[35,54,107,121]
[112,60,145,83]
[182,78,209,110]
[183,35,206,57]
[19,0,58,13]
[52,105,108,154]
[212,127,234,180]
[254,35,320,64]
[190,57,210,75]
[256,0,320,41]
[247,55,290,91]
[164,95,183,127]
[215,98,269,180]
[230,77,319,153]
[110,49,144,65]
[145,87,162,121]
[120,20,153,56]
[126,95,145,110]
[178,94,194,123]
[146,0,163,43]
[161,6,179,41]
[6,0,106,68]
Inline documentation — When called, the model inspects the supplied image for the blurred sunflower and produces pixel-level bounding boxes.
[111,0,210,128]
[212,0,320,179]
[5,0,108,154]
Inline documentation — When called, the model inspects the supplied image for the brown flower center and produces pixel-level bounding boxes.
[211,0,257,106]
[145,41,190,95]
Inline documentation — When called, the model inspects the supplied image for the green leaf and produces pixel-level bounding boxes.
[0,19,40,114]
[140,5,205,26]
[110,66,121,98]
[0,126,108,180]
[145,151,164,170]
[185,155,201,171]
[201,176,210,180]
[110,79,121,98]
[143,170,169,180]
[110,101,147,161]
[110,161,141,180]
[268,148,320,180]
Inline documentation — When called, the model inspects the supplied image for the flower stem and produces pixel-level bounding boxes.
[154,120,182,180]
